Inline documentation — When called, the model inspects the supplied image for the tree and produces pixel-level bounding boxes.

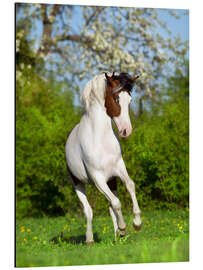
[16,3,188,112]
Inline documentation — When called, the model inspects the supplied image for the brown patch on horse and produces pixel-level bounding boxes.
[104,72,139,118]
[105,87,121,118]
[105,74,121,118]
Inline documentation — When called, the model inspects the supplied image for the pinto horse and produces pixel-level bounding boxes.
[65,72,141,244]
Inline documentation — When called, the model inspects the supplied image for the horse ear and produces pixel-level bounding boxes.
[105,72,113,85]
[105,73,109,80]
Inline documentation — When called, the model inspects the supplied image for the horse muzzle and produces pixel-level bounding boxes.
[119,127,132,138]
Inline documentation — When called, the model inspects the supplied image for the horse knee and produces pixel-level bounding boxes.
[127,179,135,191]
[111,197,121,211]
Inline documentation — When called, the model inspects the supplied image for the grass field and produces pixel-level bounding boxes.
[16,209,189,267]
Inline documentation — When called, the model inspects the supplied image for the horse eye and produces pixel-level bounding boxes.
[114,97,119,104]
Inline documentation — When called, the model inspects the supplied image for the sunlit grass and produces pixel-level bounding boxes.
[16,209,189,267]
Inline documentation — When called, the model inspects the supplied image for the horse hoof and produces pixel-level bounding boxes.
[133,223,142,231]
[86,240,94,245]
[119,228,126,237]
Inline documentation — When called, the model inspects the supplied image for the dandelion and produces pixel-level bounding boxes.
[103,226,107,234]
[177,224,184,232]
[27,228,31,232]
[23,238,27,242]
[20,226,25,232]
[33,236,38,240]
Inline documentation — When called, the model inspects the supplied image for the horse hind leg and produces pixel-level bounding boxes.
[67,165,94,244]
[108,178,126,240]
[74,182,94,245]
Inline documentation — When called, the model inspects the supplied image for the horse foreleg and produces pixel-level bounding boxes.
[108,178,125,240]
[92,172,126,234]
[75,183,94,244]
[116,159,142,231]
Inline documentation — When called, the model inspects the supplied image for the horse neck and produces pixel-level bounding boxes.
[86,102,113,137]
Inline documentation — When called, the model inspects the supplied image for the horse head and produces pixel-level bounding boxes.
[105,72,139,138]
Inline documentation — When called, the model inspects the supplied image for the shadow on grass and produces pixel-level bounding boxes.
[50,232,101,245]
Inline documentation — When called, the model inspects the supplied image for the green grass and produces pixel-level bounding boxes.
[16,209,189,267]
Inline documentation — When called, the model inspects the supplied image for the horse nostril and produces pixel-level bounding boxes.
[123,129,127,136]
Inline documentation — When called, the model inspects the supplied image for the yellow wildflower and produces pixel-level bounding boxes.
[33,236,38,240]
[20,226,25,232]
[27,228,31,232]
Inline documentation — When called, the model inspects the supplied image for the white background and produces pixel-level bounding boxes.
[0,0,202,269]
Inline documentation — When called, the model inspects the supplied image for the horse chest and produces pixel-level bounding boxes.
[82,135,122,173]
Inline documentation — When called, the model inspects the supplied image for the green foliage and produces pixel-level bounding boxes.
[16,25,189,217]
[16,68,189,217]
[118,66,189,210]
[16,32,81,217]
[16,210,189,267]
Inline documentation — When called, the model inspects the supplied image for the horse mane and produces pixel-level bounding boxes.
[80,72,116,111]
[112,72,135,93]
[80,72,134,111]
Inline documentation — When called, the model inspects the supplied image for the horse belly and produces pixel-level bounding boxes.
[65,127,89,184]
